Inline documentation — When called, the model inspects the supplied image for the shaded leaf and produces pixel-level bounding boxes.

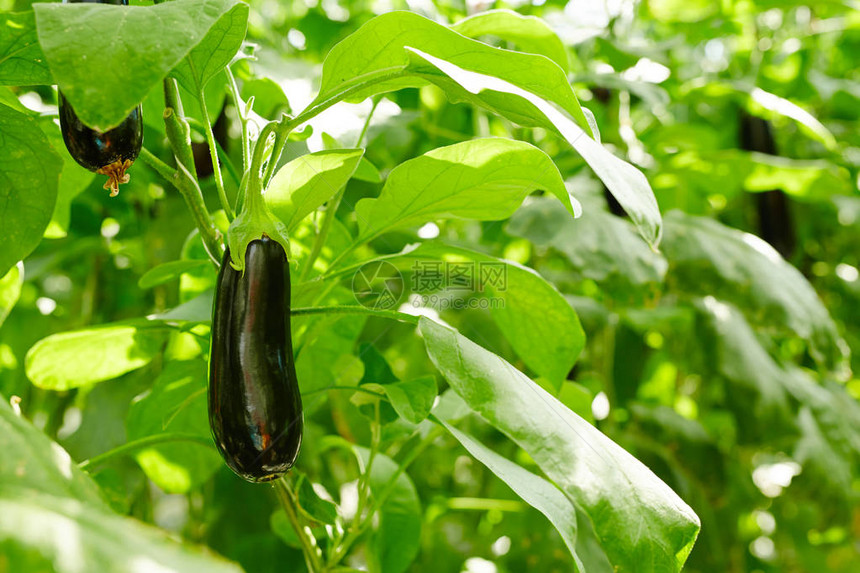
[380,376,437,424]
[0,12,52,86]
[357,448,421,573]
[0,102,62,278]
[295,474,338,525]
[662,211,847,373]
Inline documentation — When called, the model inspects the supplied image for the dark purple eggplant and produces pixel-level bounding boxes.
[58,0,142,196]
[208,237,303,482]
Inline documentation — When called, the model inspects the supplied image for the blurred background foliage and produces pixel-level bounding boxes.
[2,0,859,572]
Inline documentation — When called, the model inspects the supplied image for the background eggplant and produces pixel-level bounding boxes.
[208,237,303,483]
[58,0,142,196]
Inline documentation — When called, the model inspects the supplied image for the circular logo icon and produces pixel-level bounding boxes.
[352,261,404,310]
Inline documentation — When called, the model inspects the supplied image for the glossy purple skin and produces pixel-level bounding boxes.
[208,238,303,483]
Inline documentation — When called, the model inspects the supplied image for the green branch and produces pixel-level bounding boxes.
[274,478,324,572]
[78,433,214,471]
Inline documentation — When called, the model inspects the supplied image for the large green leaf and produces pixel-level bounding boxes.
[438,419,613,572]
[420,317,700,572]
[34,0,247,131]
[0,489,243,573]
[358,448,422,573]
[0,394,243,572]
[407,49,663,248]
[0,264,23,330]
[126,360,220,494]
[266,149,364,231]
[662,211,847,373]
[0,11,52,86]
[0,102,62,278]
[170,1,248,93]
[355,138,579,242]
[310,11,591,133]
[25,321,172,390]
[451,9,569,72]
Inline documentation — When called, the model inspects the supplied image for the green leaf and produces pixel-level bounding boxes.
[451,9,569,72]
[295,474,338,525]
[25,321,172,390]
[357,448,421,573]
[171,1,249,93]
[0,395,241,573]
[437,420,612,572]
[380,376,437,424]
[0,102,62,278]
[355,138,579,242]
[0,11,52,86]
[138,260,211,290]
[34,0,247,131]
[0,264,23,330]
[419,317,700,572]
[0,489,242,573]
[311,11,591,133]
[401,241,585,383]
[126,360,219,494]
[662,211,847,373]
[266,148,364,231]
[241,77,292,119]
[507,196,667,295]
[0,394,105,504]
[408,48,662,249]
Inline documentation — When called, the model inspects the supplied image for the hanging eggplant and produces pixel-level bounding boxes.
[208,237,303,482]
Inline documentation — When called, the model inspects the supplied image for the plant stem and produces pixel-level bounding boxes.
[225,65,251,171]
[355,96,381,147]
[78,433,213,471]
[139,148,222,263]
[198,90,234,220]
[298,189,343,283]
[290,305,418,324]
[274,478,323,572]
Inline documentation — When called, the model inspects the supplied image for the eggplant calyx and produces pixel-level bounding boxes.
[97,158,133,197]
[226,176,290,273]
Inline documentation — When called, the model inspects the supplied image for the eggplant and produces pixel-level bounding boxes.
[208,237,303,482]
[58,0,142,196]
